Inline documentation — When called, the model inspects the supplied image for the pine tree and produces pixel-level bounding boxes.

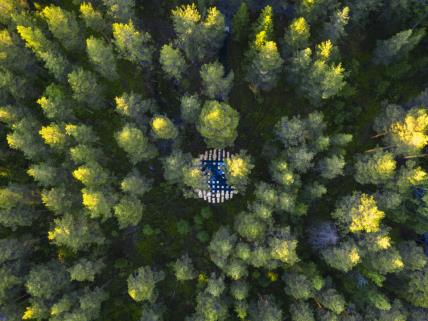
[115,124,157,164]
[245,6,283,92]
[102,0,135,22]
[41,5,82,51]
[37,84,74,121]
[288,41,346,105]
[159,44,187,81]
[48,213,105,252]
[150,115,178,140]
[197,100,239,148]
[127,266,165,302]
[171,4,225,62]
[67,68,104,109]
[289,301,315,321]
[317,288,346,315]
[120,169,152,197]
[373,29,426,66]
[27,162,59,187]
[0,184,38,230]
[284,17,311,52]
[173,255,197,281]
[17,25,71,80]
[200,61,234,100]
[355,151,397,184]
[113,20,153,66]
[323,6,350,43]
[232,3,250,43]
[332,192,385,234]
[180,94,201,123]
[321,240,361,272]
[67,258,105,282]
[113,195,144,228]
[248,296,283,321]
[25,261,69,300]
[81,188,115,221]
[86,36,118,80]
[79,2,108,34]
[224,150,254,192]
[39,123,68,150]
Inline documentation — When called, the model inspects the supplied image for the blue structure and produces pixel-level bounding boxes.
[197,149,235,203]
[201,159,233,194]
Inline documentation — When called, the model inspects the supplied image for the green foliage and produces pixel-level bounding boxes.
[318,288,346,315]
[355,151,397,184]
[245,6,283,92]
[79,2,108,33]
[332,192,385,234]
[114,195,144,229]
[86,36,118,79]
[200,61,234,100]
[321,240,361,272]
[41,5,81,51]
[67,67,104,108]
[1,3,428,321]
[115,124,157,164]
[225,150,254,192]
[171,4,225,61]
[180,94,201,123]
[102,0,135,22]
[318,154,345,179]
[150,115,178,140]
[288,41,346,105]
[197,100,239,148]
[289,301,315,321]
[121,169,152,197]
[172,254,197,281]
[37,84,74,121]
[284,17,311,52]
[248,296,283,321]
[127,266,165,302]
[25,261,69,300]
[48,213,105,252]
[375,106,428,156]
[373,29,426,65]
[113,20,153,66]
[159,44,187,81]
[68,258,105,282]
[398,266,428,308]
[232,3,250,43]
[323,6,350,43]
[16,25,71,80]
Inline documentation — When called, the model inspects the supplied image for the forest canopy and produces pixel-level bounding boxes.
[0,0,428,320]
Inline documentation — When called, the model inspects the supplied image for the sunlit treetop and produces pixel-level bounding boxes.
[79,2,106,33]
[355,151,397,185]
[150,115,178,140]
[171,3,201,34]
[389,107,428,155]
[203,7,223,29]
[284,16,310,51]
[40,5,81,51]
[0,0,28,24]
[39,123,67,149]
[112,20,153,66]
[317,40,334,60]
[252,5,273,40]
[332,192,385,234]
[197,100,239,148]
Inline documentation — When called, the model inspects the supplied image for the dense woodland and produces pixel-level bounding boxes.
[1,0,428,320]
